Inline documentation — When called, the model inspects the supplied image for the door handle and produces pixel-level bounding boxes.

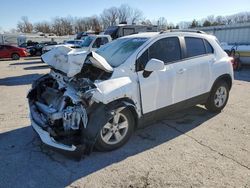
[177,68,186,74]
[209,58,216,63]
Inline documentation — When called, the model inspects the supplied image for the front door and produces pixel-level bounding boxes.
[136,37,184,114]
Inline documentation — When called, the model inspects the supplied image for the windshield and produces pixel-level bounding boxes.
[81,36,95,47]
[96,37,148,67]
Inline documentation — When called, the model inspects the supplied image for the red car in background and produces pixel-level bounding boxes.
[0,45,29,60]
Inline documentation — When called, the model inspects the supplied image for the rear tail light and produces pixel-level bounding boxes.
[229,57,234,64]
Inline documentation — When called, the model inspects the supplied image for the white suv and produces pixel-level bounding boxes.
[28,30,233,154]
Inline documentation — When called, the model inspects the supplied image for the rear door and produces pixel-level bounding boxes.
[182,37,214,98]
[0,45,10,58]
[0,45,4,58]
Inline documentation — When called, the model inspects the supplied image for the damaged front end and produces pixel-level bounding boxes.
[27,48,114,155]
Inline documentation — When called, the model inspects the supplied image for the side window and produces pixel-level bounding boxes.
[123,28,135,36]
[137,37,181,71]
[149,37,181,63]
[0,45,3,50]
[101,37,109,45]
[93,38,102,48]
[137,50,149,71]
[204,39,214,54]
[185,37,206,58]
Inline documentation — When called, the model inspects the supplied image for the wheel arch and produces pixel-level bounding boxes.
[11,52,20,59]
[106,97,139,128]
[11,52,20,56]
[211,74,232,91]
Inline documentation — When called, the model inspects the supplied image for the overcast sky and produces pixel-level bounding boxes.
[1,0,250,30]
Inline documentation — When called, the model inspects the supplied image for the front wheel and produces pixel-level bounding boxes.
[11,53,20,60]
[205,81,229,112]
[95,108,135,151]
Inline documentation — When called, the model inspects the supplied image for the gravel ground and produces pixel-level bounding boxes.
[0,58,249,188]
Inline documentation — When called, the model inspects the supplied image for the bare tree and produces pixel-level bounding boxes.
[74,18,88,33]
[117,4,143,24]
[130,8,143,24]
[17,16,33,33]
[51,17,74,36]
[157,17,168,30]
[100,5,143,29]
[189,19,199,28]
[88,16,101,32]
[118,4,131,23]
[34,22,51,33]
[178,21,191,29]
[141,19,152,25]
[101,7,119,29]
[199,12,250,27]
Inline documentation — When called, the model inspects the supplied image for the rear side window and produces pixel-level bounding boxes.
[185,37,206,58]
[101,37,109,45]
[5,46,12,49]
[137,37,181,70]
[204,40,214,54]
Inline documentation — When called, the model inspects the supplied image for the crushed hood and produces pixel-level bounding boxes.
[41,46,113,77]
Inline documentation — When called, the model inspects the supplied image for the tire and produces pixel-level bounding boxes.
[35,51,41,56]
[235,59,242,71]
[205,81,229,112]
[95,108,135,151]
[11,53,20,60]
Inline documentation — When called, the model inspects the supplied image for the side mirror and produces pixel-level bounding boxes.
[144,58,165,72]
[143,58,165,78]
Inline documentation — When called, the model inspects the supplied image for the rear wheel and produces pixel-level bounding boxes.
[11,53,20,60]
[95,108,135,151]
[35,51,41,56]
[205,81,229,112]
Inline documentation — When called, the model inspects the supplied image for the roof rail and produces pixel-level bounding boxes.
[160,29,206,34]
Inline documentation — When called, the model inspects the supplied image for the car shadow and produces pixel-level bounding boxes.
[0,106,218,187]
[23,65,49,70]
[10,61,43,66]
[0,74,43,86]
[23,56,41,60]
[234,65,250,82]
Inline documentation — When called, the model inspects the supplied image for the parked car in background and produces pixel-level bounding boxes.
[27,41,57,56]
[42,35,112,54]
[19,41,39,48]
[0,44,29,60]
[104,24,158,39]
[42,40,83,54]
[76,35,112,52]
[221,42,250,65]
[28,30,233,154]
[75,31,98,39]
[64,40,83,47]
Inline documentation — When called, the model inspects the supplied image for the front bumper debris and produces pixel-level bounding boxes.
[31,118,77,152]
[27,73,113,157]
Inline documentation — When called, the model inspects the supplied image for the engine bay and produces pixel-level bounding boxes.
[28,62,112,147]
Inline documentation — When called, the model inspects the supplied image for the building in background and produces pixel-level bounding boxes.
[198,23,250,64]
[198,23,250,45]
